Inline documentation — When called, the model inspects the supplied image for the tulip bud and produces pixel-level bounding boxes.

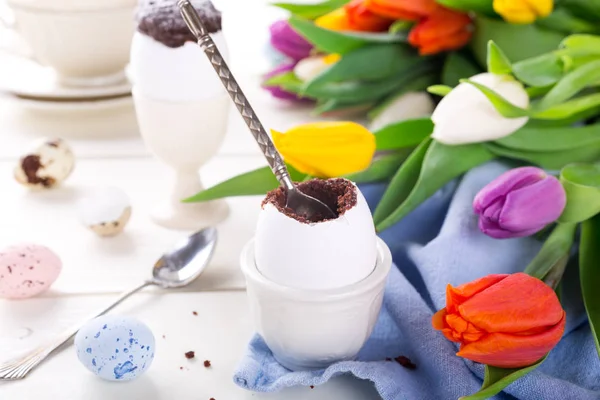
[269,20,313,61]
[433,273,566,368]
[473,167,566,239]
[363,0,439,20]
[493,0,553,24]
[316,0,392,32]
[431,73,529,145]
[369,92,435,132]
[293,54,341,82]
[271,121,376,178]
[408,8,472,55]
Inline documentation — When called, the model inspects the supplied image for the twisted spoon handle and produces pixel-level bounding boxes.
[178,1,294,191]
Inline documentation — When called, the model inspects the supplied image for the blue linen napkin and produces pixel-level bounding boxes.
[233,161,600,400]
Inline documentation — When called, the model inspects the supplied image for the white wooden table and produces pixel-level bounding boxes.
[0,1,381,398]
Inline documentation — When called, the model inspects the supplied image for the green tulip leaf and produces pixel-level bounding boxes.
[272,0,350,19]
[263,71,301,87]
[463,79,600,120]
[435,0,495,14]
[442,51,483,87]
[579,213,600,357]
[427,85,453,97]
[524,223,578,281]
[375,141,495,231]
[303,63,435,102]
[183,164,306,202]
[313,99,374,116]
[367,73,438,120]
[512,53,564,87]
[560,34,600,54]
[289,16,406,55]
[460,357,548,400]
[460,79,530,118]
[389,20,413,34]
[344,151,411,183]
[534,92,600,119]
[304,44,422,90]
[487,40,512,75]
[373,138,431,227]
[471,15,565,66]
[485,143,600,170]
[539,60,600,108]
[495,123,600,152]
[559,163,600,223]
[536,8,599,34]
[374,118,434,150]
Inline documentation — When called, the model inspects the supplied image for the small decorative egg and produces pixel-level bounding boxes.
[75,315,155,381]
[0,244,62,299]
[255,178,377,291]
[77,187,132,237]
[14,137,75,189]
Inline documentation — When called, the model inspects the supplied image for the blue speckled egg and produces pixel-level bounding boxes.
[75,315,155,381]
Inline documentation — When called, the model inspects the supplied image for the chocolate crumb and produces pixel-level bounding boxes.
[310,385,314,389]
[210,398,215,400]
[136,0,222,48]
[262,178,356,223]
[192,311,198,316]
[179,366,184,370]
[7,266,12,274]
[162,335,166,339]
[46,140,60,148]
[203,360,211,368]
[185,351,195,359]
[394,356,416,370]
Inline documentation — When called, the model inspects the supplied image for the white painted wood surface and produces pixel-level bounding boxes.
[0,0,382,398]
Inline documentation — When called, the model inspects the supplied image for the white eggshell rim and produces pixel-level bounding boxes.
[241,237,392,301]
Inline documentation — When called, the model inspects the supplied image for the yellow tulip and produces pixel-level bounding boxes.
[271,121,376,178]
[493,0,553,24]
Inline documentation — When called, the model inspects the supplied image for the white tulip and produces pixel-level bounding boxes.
[369,92,435,132]
[294,55,337,82]
[431,72,529,145]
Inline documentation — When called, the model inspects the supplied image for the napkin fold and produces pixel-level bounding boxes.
[233,161,600,400]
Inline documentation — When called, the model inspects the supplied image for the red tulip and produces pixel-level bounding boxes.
[315,0,392,32]
[408,8,472,55]
[432,273,566,368]
[363,0,439,20]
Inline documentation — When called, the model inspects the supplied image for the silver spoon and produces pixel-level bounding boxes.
[178,0,337,221]
[0,227,218,381]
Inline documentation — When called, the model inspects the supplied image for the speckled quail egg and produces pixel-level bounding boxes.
[75,315,155,381]
[78,187,132,237]
[0,243,62,299]
[14,138,75,189]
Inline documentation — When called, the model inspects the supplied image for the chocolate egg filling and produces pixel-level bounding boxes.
[136,0,222,48]
[262,178,357,223]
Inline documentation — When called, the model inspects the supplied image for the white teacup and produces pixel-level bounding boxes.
[3,0,137,86]
[241,237,392,371]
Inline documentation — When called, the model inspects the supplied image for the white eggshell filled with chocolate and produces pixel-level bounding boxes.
[14,138,75,189]
[254,178,377,290]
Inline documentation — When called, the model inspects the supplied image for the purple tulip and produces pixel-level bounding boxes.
[473,167,566,239]
[262,62,304,101]
[269,20,313,61]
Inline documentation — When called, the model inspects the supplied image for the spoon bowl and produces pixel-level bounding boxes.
[152,227,218,288]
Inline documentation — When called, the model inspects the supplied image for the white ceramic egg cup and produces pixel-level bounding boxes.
[133,89,230,230]
[240,237,392,371]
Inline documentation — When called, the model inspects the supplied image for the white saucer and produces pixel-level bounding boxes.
[0,52,132,101]
[0,91,133,114]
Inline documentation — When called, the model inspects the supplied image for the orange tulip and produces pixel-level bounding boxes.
[363,0,439,21]
[432,273,566,368]
[408,8,472,55]
[315,0,392,32]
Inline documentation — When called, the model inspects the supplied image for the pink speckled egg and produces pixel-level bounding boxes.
[0,244,62,299]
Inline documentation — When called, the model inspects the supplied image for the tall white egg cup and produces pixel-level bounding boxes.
[241,237,392,371]
[132,88,230,230]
